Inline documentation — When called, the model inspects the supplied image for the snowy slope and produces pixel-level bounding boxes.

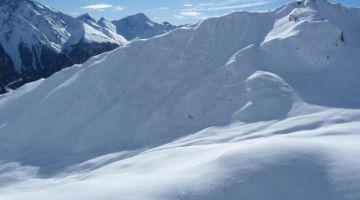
[1,112,360,200]
[0,0,126,92]
[77,14,127,44]
[0,0,360,199]
[112,13,178,40]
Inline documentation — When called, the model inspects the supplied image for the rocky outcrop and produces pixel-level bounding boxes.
[0,44,19,92]
[0,0,126,93]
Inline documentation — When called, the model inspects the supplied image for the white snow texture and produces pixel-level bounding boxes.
[0,0,360,199]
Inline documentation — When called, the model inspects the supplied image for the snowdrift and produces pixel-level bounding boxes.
[0,0,360,199]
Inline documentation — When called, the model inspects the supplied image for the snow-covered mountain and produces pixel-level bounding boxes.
[1,0,360,199]
[112,13,178,40]
[77,14,127,44]
[0,0,126,93]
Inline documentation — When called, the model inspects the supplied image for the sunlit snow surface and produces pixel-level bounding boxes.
[0,0,360,199]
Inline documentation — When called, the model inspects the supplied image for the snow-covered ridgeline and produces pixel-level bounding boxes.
[0,0,360,199]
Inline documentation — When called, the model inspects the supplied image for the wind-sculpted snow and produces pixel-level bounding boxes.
[235,71,295,122]
[0,0,360,199]
[1,110,360,200]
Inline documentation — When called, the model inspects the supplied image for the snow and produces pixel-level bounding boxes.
[0,0,126,73]
[0,0,360,199]
[82,23,118,44]
[0,113,360,199]
[112,13,177,40]
[234,71,296,122]
[77,14,127,44]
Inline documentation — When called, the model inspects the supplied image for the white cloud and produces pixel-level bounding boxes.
[207,1,269,11]
[113,6,124,12]
[174,0,270,22]
[174,14,185,19]
[181,0,270,12]
[70,12,81,16]
[82,4,125,12]
[179,11,201,17]
[199,3,214,6]
[146,7,169,12]
[82,4,114,11]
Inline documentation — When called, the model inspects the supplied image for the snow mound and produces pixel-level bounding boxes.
[236,71,295,122]
[1,109,360,199]
[0,0,360,199]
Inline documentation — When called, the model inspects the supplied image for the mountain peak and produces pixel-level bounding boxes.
[98,17,110,24]
[303,0,331,7]
[0,0,124,91]
[77,13,96,23]
[97,17,117,31]
[133,13,148,18]
[1,0,360,199]
[99,17,106,21]
[112,13,177,40]
[124,13,151,22]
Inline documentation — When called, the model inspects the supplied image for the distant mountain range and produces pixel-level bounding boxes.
[78,12,179,41]
[1,0,360,199]
[112,13,178,40]
[0,0,178,93]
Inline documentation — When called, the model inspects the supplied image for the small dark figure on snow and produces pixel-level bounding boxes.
[340,31,345,42]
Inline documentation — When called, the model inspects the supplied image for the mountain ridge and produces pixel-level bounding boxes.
[112,12,178,40]
[0,0,360,199]
[0,0,359,164]
[0,0,126,93]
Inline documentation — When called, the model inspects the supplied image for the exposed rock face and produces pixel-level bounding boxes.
[0,44,19,93]
[68,41,119,65]
[0,0,126,93]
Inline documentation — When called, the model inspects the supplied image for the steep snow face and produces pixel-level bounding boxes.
[0,0,125,92]
[77,15,127,44]
[230,0,360,107]
[97,18,117,32]
[0,0,360,199]
[112,13,178,40]
[0,0,359,165]
[0,12,277,165]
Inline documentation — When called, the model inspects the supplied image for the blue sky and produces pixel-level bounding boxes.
[37,0,360,24]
